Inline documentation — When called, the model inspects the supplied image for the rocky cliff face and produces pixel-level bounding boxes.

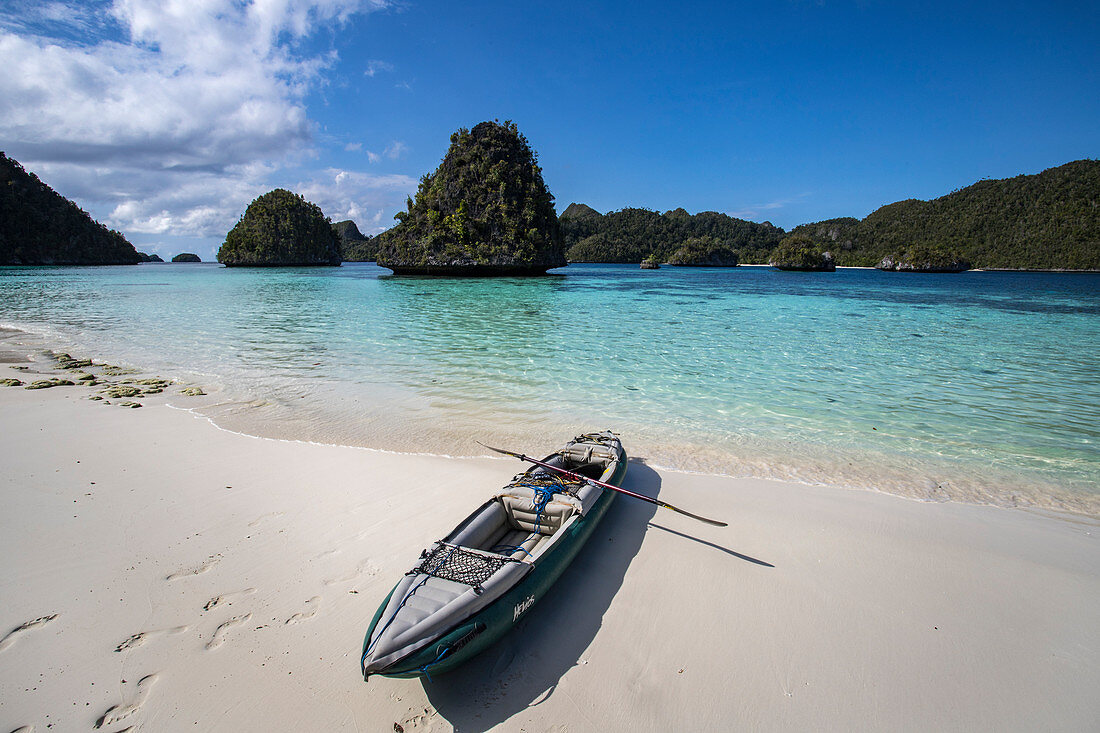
[876,254,970,273]
[374,121,565,275]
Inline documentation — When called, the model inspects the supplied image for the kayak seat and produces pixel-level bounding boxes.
[560,444,617,471]
[499,493,575,536]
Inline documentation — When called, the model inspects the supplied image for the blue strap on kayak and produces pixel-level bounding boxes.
[490,543,531,557]
[531,486,553,535]
[417,646,452,682]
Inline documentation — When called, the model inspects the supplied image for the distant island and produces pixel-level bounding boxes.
[0,152,140,265]
[556,160,1099,270]
[217,189,341,267]
[790,160,1099,270]
[335,220,376,261]
[372,120,565,275]
[561,206,782,265]
[172,253,201,263]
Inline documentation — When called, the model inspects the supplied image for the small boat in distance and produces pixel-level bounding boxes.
[361,431,627,680]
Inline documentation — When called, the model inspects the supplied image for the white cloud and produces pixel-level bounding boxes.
[0,0,392,241]
[293,167,416,230]
[364,140,406,163]
[364,58,393,76]
[384,141,408,159]
[728,193,811,221]
[345,142,363,151]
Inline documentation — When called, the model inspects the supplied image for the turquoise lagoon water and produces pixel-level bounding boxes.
[1,263,1098,514]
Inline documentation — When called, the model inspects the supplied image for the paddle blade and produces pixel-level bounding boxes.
[476,441,525,460]
[660,502,728,527]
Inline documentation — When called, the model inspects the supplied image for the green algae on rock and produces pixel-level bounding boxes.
[218,189,341,267]
[1,378,23,387]
[374,121,565,275]
[101,385,142,399]
[25,378,75,389]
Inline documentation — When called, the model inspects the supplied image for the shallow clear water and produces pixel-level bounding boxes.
[2,262,1098,514]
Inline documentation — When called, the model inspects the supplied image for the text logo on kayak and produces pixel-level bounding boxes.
[513,595,535,622]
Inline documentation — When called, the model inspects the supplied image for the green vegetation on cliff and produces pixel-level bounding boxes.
[561,206,783,264]
[0,152,139,265]
[374,120,565,274]
[791,160,1100,269]
[218,189,341,267]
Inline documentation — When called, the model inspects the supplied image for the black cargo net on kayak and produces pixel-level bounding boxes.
[509,471,585,496]
[408,543,516,593]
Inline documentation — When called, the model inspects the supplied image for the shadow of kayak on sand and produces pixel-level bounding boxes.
[421,457,660,732]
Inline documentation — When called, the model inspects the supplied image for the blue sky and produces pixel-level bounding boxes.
[1,1,1097,261]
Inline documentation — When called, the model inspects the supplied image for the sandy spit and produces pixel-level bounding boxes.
[0,363,1097,732]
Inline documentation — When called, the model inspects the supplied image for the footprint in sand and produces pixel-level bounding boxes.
[323,559,379,586]
[247,512,284,528]
[205,613,251,650]
[202,587,256,612]
[165,556,220,581]
[397,706,441,732]
[94,672,159,729]
[114,625,189,652]
[285,597,321,625]
[0,614,58,653]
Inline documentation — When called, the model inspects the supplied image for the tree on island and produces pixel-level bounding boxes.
[218,189,341,267]
[172,253,201,263]
[374,120,565,275]
[769,235,836,271]
[0,152,140,265]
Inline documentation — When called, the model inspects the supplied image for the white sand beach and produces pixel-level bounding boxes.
[1,357,1098,732]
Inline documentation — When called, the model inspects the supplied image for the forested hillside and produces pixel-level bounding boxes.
[790,160,1099,269]
[0,152,140,265]
[561,206,783,263]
